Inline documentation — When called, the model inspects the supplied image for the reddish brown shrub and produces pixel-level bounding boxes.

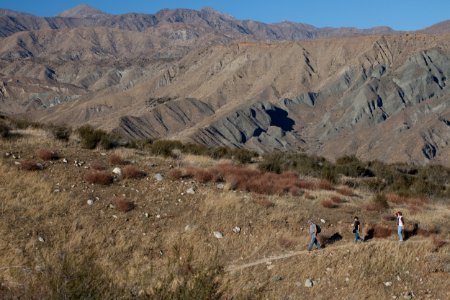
[122,165,145,179]
[336,187,355,197]
[85,170,114,185]
[382,214,396,222]
[253,197,275,208]
[109,154,126,165]
[114,196,135,212]
[187,167,215,183]
[90,160,107,171]
[321,199,339,208]
[168,169,184,180]
[19,160,43,171]
[372,224,394,238]
[316,179,334,190]
[304,193,315,200]
[330,196,344,204]
[297,180,316,190]
[36,148,58,160]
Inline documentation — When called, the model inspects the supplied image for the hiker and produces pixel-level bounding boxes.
[396,211,404,241]
[353,216,363,242]
[307,220,321,251]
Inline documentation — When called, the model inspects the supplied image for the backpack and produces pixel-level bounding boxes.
[315,224,321,234]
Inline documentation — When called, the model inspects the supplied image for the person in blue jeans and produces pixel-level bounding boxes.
[396,211,404,241]
[353,216,364,242]
[307,220,321,251]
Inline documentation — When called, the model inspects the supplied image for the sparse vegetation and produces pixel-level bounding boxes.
[114,196,135,212]
[0,120,10,138]
[36,148,59,160]
[109,154,126,165]
[84,170,114,185]
[19,160,43,171]
[77,125,118,150]
[122,165,145,179]
[321,199,339,208]
[48,124,72,141]
[90,160,107,171]
[366,193,389,211]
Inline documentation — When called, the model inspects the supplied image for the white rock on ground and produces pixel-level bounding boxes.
[87,199,94,205]
[320,219,326,223]
[216,183,225,189]
[186,187,195,194]
[37,236,44,243]
[112,167,122,176]
[213,231,224,239]
[304,279,313,287]
[232,226,241,233]
[154,173,163,181]
[384,281,393,287]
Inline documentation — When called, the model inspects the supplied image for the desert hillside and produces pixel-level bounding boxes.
[0,121,448,299]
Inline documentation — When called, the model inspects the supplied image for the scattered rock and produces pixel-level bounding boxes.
[305,279,313,287]
[402,291,414,299]
[37,236,44,243]
[5,152,11,157]
[326,267,333,272]
[272,275,283,282]
[213,231,224,239]
[36,163,44,170]
[62,158,68,163]
[14,161,21,165]
[384,281,393,287]
[397,276,401,281]
[267,265,274,270]
[112,167,122,176]
[320,219,326,223]
[53,189,60,193]
[216,183,225,189]
[186,187,195,194]
[156,214,161,219]
[144,213,149,218]
[87,199,94,205]
[154,173,163,181]
[232,226,241,234]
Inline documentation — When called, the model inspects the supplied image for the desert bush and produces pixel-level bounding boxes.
[114,196,135,212]
[77,125,104,149]
[48,124,71,141]
[149,140,184,157]
[19,160,44,171]
[431,237,447,252]
[168,168,184,180]
[37,148,59,160]
[122,165,145,179]
[0,121,10,138]
[366,193,389,211]
[84,170,114,185]
[371,224,394,238]
[10,118,41,129]
[90,160,107,171]
[336,187,355,196]
[316,179,334,190]
[321,199,339,208]
[208,146,231,160]
[186,167,215,183]
[232,148,257,164]
[330,196,343,204]
[109,154,126,165]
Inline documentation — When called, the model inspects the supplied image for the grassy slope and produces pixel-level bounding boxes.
[0,129,449,299]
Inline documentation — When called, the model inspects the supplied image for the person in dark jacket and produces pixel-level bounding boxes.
[353,216,363,242]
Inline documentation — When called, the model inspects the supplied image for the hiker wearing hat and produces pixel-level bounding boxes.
[307,220,321,251]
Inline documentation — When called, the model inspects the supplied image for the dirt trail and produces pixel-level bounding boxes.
[225,243,354,273]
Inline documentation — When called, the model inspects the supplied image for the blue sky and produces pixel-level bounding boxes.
[0,0,449,30]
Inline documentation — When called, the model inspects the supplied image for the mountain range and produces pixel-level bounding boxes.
[1,5,450,166]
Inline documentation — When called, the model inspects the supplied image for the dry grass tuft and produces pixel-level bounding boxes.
[316,179,334,190]
[122,165,146,179]
[386,193,429,207]
[330,196,344,204]
[431,237,447,252]
[114,196,135,212]
[85,170,114,185]
[90,160,107,171]
[109,154,126,165]
[168,169,184,180]
[371,224,394,238]
[37,148,59,160]
[19,160,43,171]
[336,187,355,197]
[252,197,275,208]
[365,194,389,211]
[321,199,339,208]
[278,237,295,249]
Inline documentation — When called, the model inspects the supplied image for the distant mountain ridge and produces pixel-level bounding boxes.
[0,5,397,40]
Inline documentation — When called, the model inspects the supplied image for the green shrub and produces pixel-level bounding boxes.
[208,146,231,160]
[367,193,389,211]
[232,148,257,164]
[48,124,71,141]
[77,125,115,149]
[149,140,184,157]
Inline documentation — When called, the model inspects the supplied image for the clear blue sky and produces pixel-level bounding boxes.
[0,0,448,30]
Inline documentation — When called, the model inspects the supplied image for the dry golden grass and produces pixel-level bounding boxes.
[114,196,135,212]
[0,129,449,299]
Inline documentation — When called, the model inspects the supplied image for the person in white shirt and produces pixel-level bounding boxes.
[396,211,404,241]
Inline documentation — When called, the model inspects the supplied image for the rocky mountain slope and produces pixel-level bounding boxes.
[1,5,450,166]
